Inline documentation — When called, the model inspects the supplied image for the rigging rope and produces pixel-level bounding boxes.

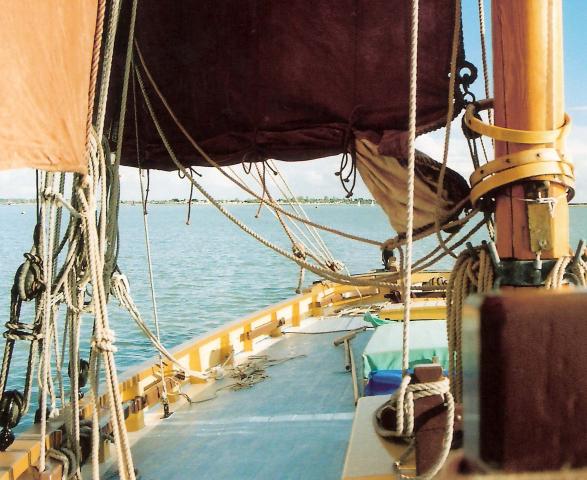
[400,0,419,373]
[268,159,338,263]
[83,0,136,474]
[133,42,486,301]
[133,32,479,269]
[77,172,135,480]
[477,0,493,127]
[243,168,330,266]
[133,64,400,288]
[433,0,463,260]
[247,163,335,269]
[249,165,316,291]
[110,273,207,380]
[39,173,58,473]
[137,167,170,409]
[132,44,383,249]
[376,3,460,478]
[134,59,485,290]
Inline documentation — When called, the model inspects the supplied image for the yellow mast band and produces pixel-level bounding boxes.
[464,99,571,144]
[469,148,573,187]
[470,159,575,206]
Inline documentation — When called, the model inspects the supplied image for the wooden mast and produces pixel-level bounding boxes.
[492,0,569,260]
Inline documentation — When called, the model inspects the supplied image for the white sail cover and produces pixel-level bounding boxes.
[0,1,98,174]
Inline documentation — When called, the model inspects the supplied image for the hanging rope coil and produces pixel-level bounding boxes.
[446,239,587,408]
[446,244,494,403]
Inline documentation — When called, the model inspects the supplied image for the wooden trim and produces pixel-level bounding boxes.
[239,318,284,342]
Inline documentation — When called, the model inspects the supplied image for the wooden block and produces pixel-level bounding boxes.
[413,365,448,476]
[463,290,587,471]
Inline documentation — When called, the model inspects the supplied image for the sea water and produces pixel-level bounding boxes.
[0,203,586,428]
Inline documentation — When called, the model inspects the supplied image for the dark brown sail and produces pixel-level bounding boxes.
[110,0,464,170]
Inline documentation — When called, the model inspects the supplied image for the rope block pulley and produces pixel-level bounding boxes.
[0,389,24,451]
[68,358,90,390]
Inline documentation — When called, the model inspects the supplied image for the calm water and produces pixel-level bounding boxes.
[1,203,586,427]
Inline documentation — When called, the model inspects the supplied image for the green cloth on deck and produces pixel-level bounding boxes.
[363,311,392,327]
[362,319,448,378]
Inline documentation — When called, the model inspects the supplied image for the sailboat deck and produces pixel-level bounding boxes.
[114,316,373,480]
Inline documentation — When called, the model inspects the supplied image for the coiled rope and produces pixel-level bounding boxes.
[446,244,494,403]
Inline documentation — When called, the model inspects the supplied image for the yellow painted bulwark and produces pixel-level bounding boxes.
[1,280,384,478]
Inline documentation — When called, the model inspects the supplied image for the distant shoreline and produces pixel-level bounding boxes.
[0,198,377,206]
[4,198,587,207]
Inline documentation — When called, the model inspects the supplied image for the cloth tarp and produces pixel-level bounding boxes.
[113,0,463,170]
[362,319,449,378]
[0,1,97,174]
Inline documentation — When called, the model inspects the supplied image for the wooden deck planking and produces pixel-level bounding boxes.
[110,317,372,480]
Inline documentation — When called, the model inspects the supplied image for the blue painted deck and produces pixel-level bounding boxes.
[123,318,372,480]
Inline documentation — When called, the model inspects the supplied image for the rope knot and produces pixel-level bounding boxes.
[292,243,306,260]
[375,375,451,439]
[326,259,345,273]
[110,272,130,297]
[92,329,117,353]
[42,187,55,200]
[3,321,42,342]
[42,189,83,219]
[408,377,450,399]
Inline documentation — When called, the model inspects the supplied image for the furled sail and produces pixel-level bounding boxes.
[111,0,465,171]
[0,1,98,174]
[356,138,470,234]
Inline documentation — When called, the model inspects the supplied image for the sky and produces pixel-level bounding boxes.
[1,1,586,201]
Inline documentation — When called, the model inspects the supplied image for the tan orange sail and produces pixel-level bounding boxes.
[0,1,98,174]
